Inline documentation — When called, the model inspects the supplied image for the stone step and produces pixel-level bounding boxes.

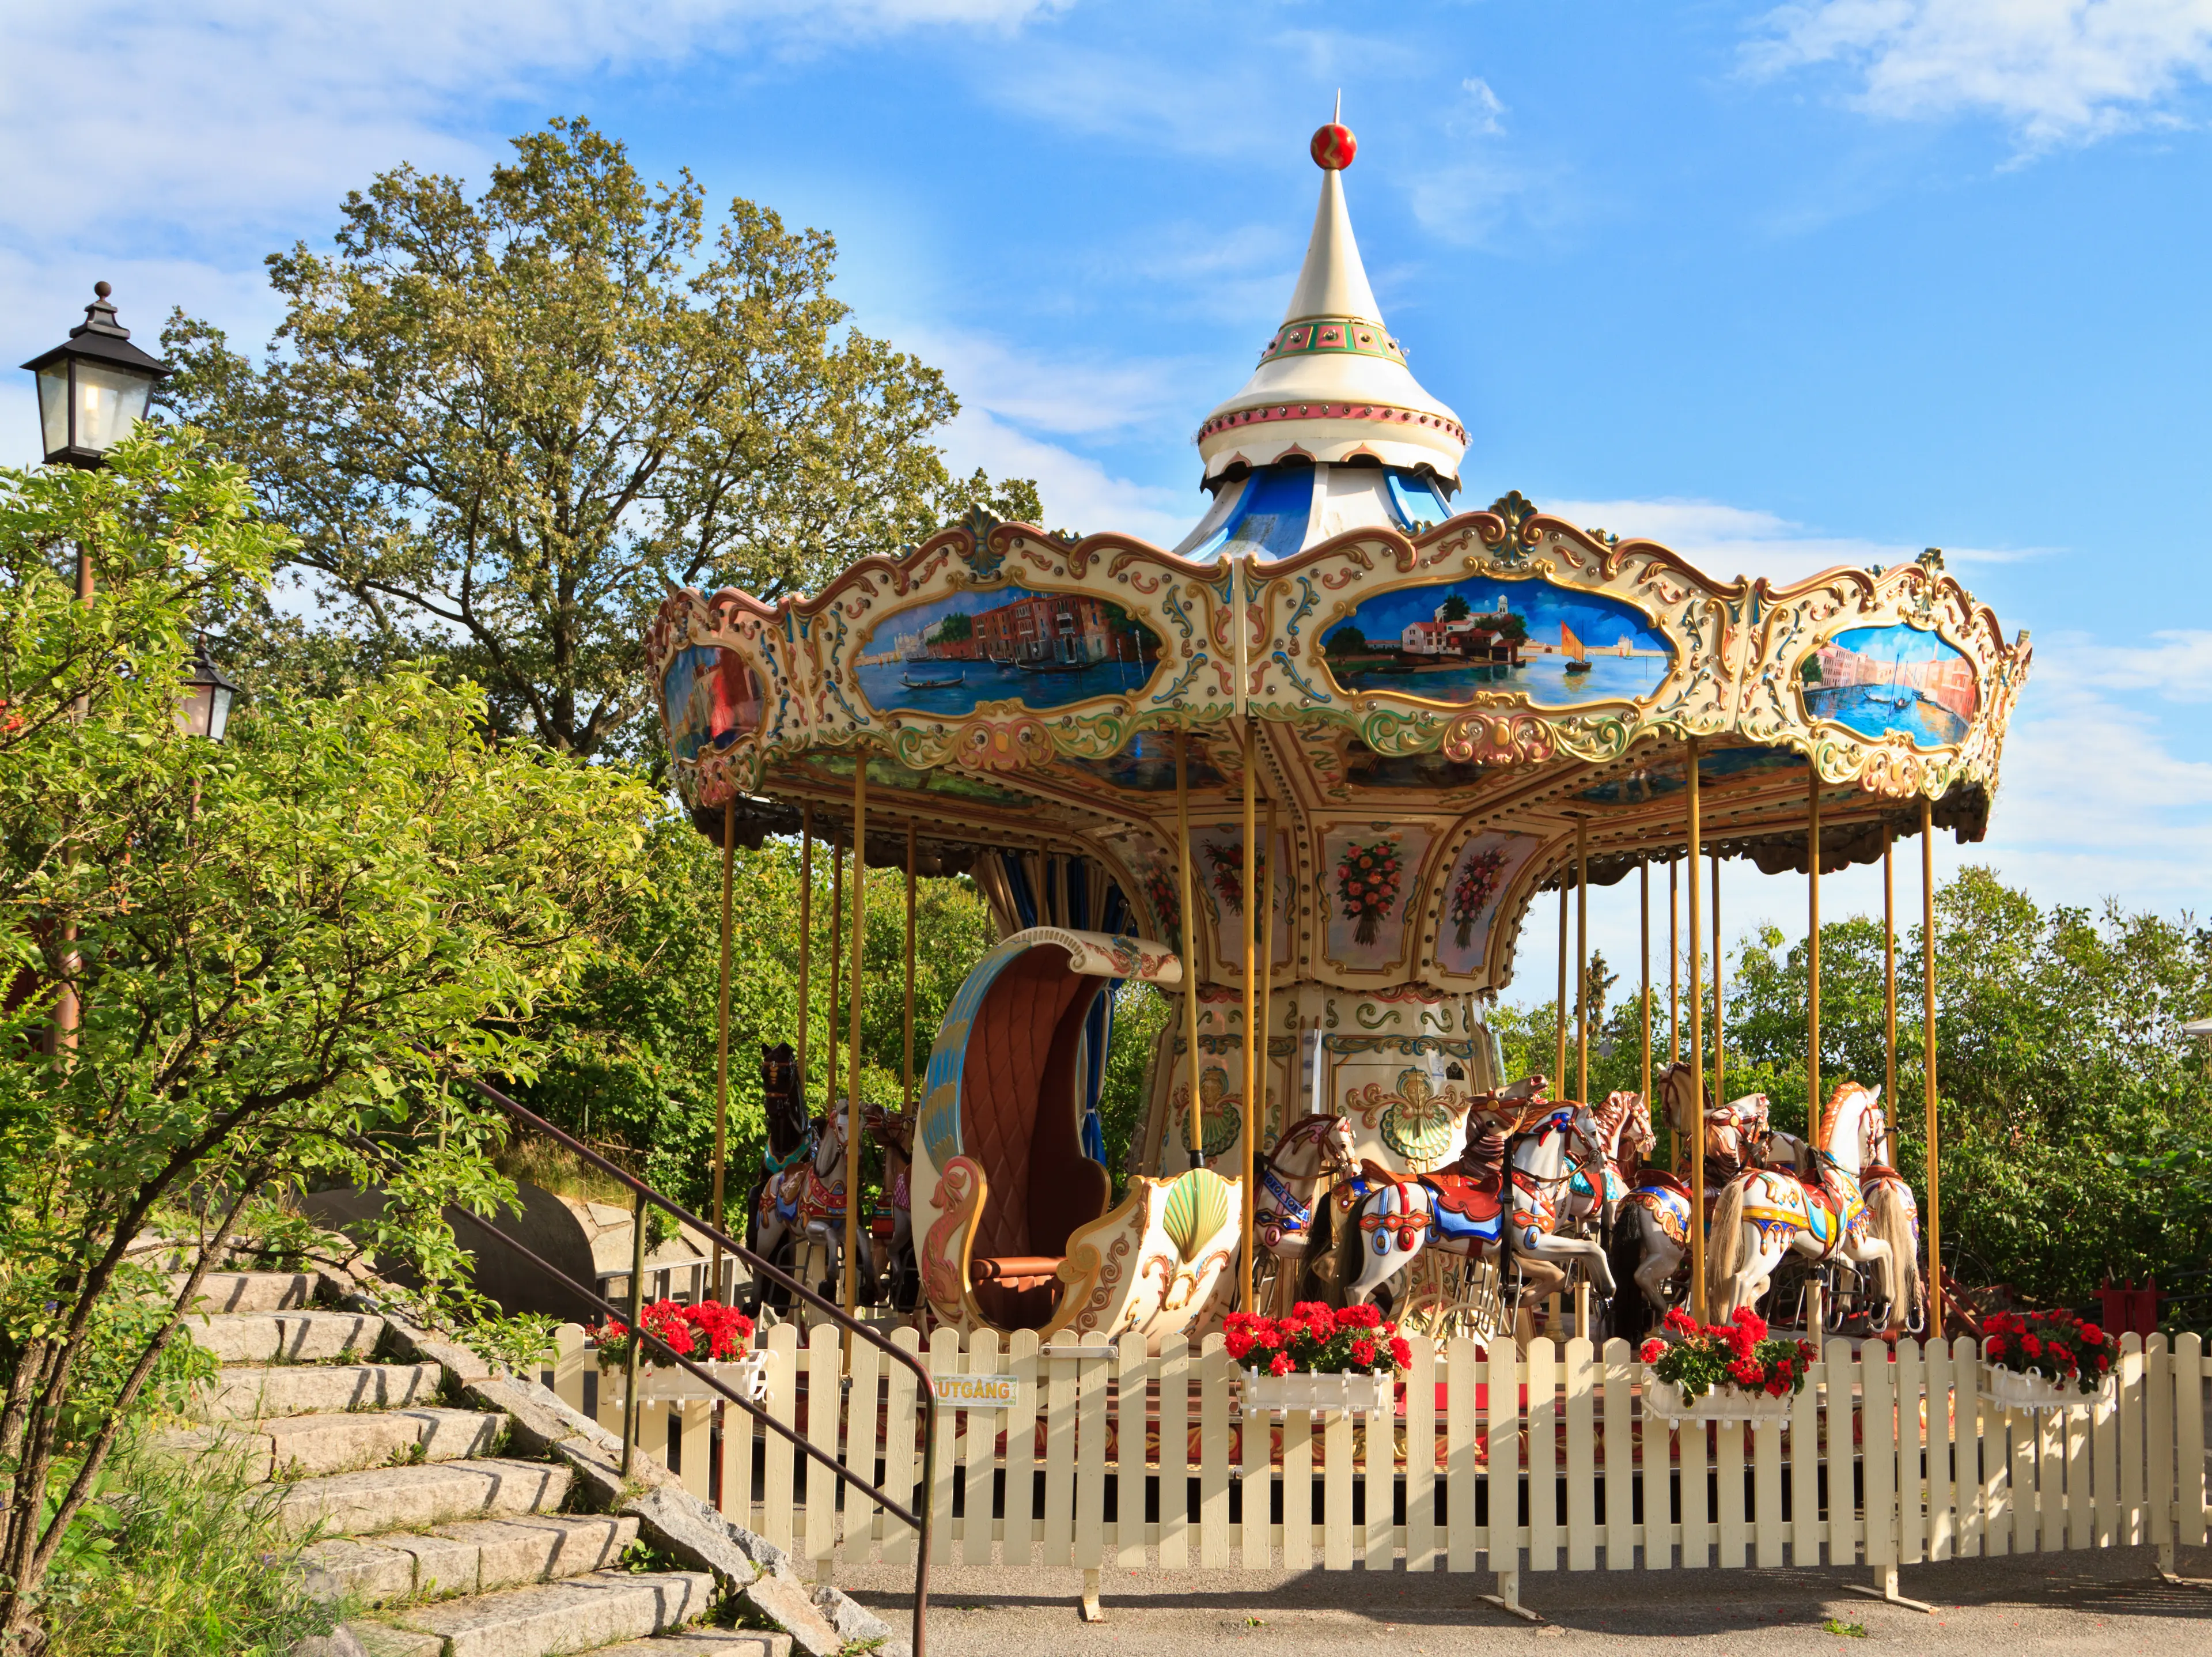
[277,1458,571,1540]
[380,1569,714,1657]
[596,1632,790,1657]
[198,1360,441,1421]
[301,1514,639,1605]
[186,1310,384,1364]
[167,1408,502,1482]
[171,1270,316,1313]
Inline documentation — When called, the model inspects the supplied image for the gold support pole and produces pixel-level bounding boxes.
[1240,719,1259,1312]
[797,804,814,1093]
[1884,830,1897,1130]
[1808,769,1821,1130]
[1555,883,1569,1092]
[844,760,868,1322]
[1259,793,1279,1143]
[1923,796,1942,1341]
[1687,738,1705,1322]
[711,796,736,1303]
[904,824,918,1114]
[1177,729,1203,1167]
[825,830,844,1123]
[1670,855,1681,1174]
[1575,818,1589,1106]
[1640,860,1652,1118]
[1712,848,1725,1114]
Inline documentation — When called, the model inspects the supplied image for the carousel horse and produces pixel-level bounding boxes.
[1331,1088,1617,1331]
[862,1101,919,1311]
[755,1105,878,1306]
[1706,1079,1899,1325]
[1253,1113,1358,1310]
[1611,1064,1782,1330]
[743,1043,810,1306]
[1562,1089,1656,1239]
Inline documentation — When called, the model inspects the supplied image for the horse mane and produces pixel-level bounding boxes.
[1816,1080,1867,1155]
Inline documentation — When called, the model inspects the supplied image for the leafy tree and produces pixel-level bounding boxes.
[161,117,1034,758]
[1440,595,1471,622]
[1324,625,1366,657]
[0,430,650,1644]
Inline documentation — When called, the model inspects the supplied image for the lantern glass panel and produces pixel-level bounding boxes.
[36,365,69,459]
[71,360,154,455]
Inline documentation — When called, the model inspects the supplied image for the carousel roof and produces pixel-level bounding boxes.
[645,122,2033,1005]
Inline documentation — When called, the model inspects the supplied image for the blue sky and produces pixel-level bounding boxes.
[5,0,2210,1000]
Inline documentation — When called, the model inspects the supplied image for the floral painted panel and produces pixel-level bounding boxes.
[1434,831,1541,977]
[1192,826,1296,977]
[1321,824,1433,972]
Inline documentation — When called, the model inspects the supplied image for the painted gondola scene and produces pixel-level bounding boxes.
[17,6,2212,1654]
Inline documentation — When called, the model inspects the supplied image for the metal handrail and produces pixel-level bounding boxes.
[445,1074,937,1657]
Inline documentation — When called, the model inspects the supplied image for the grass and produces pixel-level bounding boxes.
[41,1436,339,1657]
[1820,1617,1869,1638]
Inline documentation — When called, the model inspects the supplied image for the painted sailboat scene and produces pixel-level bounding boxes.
[1321,575,1671,705]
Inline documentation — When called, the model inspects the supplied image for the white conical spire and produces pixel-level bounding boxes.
[1193,118,1465,488]
[1279,168,1382,325]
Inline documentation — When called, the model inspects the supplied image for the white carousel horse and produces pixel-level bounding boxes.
[1706,1079,1899,1325]
[756,1107,878,1304]
[1334,1095,1618,1324]
[1562,1089,1656,1238]
[1253,1113,1358,1310]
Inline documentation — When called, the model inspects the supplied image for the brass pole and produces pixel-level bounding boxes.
[1687,738,1705,1322]
[797,806,814,1099]
[1669,856,1681,1175]
[1640,859,1652,1121]
[1884,830,1897,1134]
[844,759,868,1322]
[1575,818,1589,1106]
[1555,883,1569,1093]
[825,830,844,1123]
[1712,848,1724,1115]
[904,824,918,1114]
[1240,718,1259,1312]
[1808,768,1821,1133]
[1177,729,1203,1167]
[711,796,736,1302]
[1259,793,1279,1144]
[1923,796,1942,1341]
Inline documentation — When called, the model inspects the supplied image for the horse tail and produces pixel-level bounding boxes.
[1330,1191,1369,1308]
[1868,1182,1921,1330]
[1706,1179,1748,1318]
[1608,1204,1650,1340]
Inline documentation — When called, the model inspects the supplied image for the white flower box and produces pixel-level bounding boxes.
[1239,1367,1395,1416]
[1979,1365,2114,1414]
[1643,1379,1796,1427]
[605,1352,770,1407]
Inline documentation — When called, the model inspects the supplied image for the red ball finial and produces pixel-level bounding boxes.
[1310,123,1357,171]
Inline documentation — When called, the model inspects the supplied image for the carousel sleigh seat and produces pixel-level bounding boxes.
[913,926,1238,1348]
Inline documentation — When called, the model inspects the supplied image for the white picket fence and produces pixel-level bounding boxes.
[540,1324,2210,1607]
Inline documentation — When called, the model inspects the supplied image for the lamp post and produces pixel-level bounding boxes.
[22,282,173,471]
[25,284,176,1054]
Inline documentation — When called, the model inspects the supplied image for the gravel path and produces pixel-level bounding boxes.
[837,1545,2212,1653]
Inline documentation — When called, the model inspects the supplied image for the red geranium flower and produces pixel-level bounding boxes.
[1640,1338,1665,1363]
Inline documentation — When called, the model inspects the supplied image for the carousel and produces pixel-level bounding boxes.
[645,118,2029,1353]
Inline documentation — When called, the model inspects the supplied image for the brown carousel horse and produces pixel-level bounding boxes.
[1252,1112,1358,1311]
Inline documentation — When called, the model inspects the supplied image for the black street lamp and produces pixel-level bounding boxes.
[177,637,240,743]
[21,282,172,469]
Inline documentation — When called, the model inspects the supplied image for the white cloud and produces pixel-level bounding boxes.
[1747,0,2212,147]
[936,408,1192,545]
[2044,627,2212,702]
[1542,494,2037,584]
[889,323,1199,440]
[0,0,1070,247]
[1452,77,1508,138]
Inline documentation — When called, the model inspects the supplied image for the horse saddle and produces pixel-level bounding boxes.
[1635,1168,1690,1198]
[1423,1168,1503,1223]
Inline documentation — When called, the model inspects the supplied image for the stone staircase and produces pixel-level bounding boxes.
[177,1271,789,1657]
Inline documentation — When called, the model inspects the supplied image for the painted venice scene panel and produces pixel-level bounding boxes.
[1801,622,1979,747]
[1321,574,1673,705]
[661,644,764,762]
[856,584,1162,716]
